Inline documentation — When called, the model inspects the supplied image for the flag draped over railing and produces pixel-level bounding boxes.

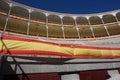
[0,35,120,58]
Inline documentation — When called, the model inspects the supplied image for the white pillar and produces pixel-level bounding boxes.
[86,16,95,38]
[27,9,31,35]
[3,3,13,33]
[73,17,80,39]
[104,26,110,37]
[99,15,110,37]
[60,15,65,39]
[45,13,49,40]
[61,74,80,80]
[112,13,120,25]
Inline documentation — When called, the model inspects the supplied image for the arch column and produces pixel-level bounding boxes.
[73,16,80,39]
[45,13,49,40]
[86,16,95,38]
[112,13,120,25]
[99,15,110,37]
[3,3,13,33]
[60,15,65,39]
[27,9,32,35]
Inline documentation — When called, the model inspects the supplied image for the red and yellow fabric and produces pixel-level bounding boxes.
[0,35,120,58]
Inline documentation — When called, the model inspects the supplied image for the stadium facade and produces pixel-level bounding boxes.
[0,0,120,80]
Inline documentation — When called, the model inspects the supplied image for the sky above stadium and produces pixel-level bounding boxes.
[13,0,120,14]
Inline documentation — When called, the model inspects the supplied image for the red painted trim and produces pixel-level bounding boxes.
[2,35,58,45]
[1,50,120,58]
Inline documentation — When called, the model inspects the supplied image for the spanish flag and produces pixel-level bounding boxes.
[0,35,120,58]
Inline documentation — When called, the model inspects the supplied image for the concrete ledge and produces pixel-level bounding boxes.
[1,55,120,74]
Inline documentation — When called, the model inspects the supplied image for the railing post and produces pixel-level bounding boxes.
[0,54,3,80]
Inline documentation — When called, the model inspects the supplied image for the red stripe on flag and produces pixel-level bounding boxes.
[1,50,120,58]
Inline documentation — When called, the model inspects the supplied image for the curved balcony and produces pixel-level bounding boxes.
[0,0,120,40]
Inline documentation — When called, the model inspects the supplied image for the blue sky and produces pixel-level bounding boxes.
[13,0,120,14]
